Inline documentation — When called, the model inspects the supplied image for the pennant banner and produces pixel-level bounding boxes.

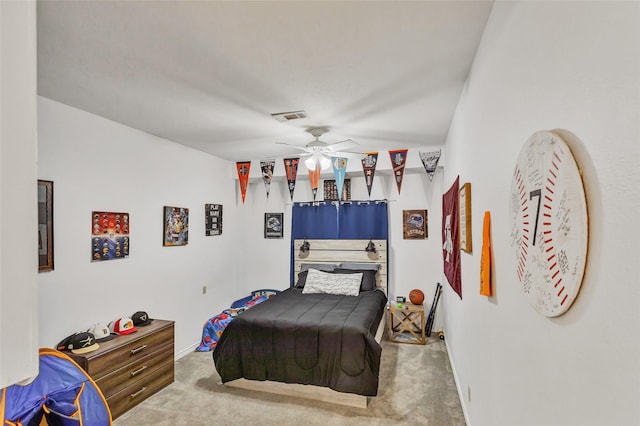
[260,160,275,199]
[308,164,321,201]
[442,176,462,299]
[361,152,378,197]
[419,149,441,182]
[480,211,492,296]
[389,149,408,195]
[283,158,300,201]
[331,157,348,201]
[236,161,251,204]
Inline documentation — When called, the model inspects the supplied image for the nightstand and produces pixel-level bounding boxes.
[388,303,425,345]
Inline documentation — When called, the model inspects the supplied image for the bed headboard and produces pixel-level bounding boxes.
[293,239,388,295]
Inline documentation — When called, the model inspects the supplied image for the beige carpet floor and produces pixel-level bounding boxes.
[114,336,465,426]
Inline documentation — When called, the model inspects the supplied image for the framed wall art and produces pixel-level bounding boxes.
[459,182,472,253]
[91,211,130,262]
[163,206,189,246]
[264,212,284,239]
[38,180,54,271]
[403,209,427,239]
[205,204,223,236]
[323,179,351,201]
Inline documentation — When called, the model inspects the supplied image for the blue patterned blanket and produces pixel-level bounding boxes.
[196,294,270,352]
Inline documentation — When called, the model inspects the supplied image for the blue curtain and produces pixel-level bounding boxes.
[337,201,388,239]
[290,200,388,285]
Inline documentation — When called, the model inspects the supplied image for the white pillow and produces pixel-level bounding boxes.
[302,268,363,297]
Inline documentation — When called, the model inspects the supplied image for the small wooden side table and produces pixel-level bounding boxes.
[388,303,425,345]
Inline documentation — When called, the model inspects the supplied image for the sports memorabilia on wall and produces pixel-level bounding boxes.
[419,149,441,182]
[264,212,284,239]
[331,157,348,201]
[403,209,427,239]
[361,152,378,197]
[308,164,320,201]
[442,176,461,299]
[163,206,189,246]
[283,158,300,201]
[91,211,129,262]
[459,182,472,253]
[236,161,251,204]
[260,160,275,199]
[480,211,492,296]
[510,130,588,317]
[38,180,54,271]
[205,204,223,236]
[323,179,351,201]
[388,149,408,195]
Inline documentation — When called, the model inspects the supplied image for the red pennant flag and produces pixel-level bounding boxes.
[236,161,251,204]
[361,152,378,197]
[308,164,320,201]
[389,149,408,195]
[442,176,461,299]
[283,158,300,201]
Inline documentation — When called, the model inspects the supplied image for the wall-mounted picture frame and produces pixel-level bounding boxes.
[205,203,223,236]
[403,209,427,239]
[91,211,130,262]
[163,206,189,246]
[459,182,472,253]
[38,180,54,271]
[323,179,351,201]
[264,212,284,239]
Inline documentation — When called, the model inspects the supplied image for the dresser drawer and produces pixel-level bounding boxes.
[83,322,174,378]
[95,342,173,398]
[62,319,175,420]
[106,360,175,419]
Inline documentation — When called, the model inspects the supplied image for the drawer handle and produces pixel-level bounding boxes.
[130,386,147,399]
[130,365,147,377]
[130,344,148,355]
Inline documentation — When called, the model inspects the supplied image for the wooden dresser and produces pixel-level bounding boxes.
[66,319,174,419]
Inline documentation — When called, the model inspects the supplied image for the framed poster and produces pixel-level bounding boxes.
[91,211,130,261]
[205,204,223,236]
[459,182,472,253]
[38,180,54,271]
[403,209,427,239]
[323,179,351,201]
[163,206,189,246]
[264,212,284,239]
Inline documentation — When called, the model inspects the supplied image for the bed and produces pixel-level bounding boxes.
[213,239,388,408]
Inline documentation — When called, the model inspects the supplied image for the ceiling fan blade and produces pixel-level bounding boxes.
[275,141,308,151]
[325,139,358,152]
[327,151,366,159]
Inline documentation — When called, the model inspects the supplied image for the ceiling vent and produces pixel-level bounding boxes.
[271,110,308,122]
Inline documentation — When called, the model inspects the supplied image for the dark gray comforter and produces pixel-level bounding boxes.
[213,287,387,396]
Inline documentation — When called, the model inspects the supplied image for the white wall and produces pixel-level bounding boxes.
[442,2,640,425]
[0,0,39,388]
[37,98,248,357]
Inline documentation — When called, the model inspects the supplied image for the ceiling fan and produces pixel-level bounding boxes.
[276,128,363,171]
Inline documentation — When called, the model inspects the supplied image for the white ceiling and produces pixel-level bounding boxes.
[37,1,493,162]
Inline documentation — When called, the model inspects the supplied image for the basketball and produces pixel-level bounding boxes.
[409,289,425,305]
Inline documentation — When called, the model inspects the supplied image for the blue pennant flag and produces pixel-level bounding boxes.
[331,157,348,201]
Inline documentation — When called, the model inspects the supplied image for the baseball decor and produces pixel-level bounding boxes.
[409,289,425,305]
[510,130,588,317]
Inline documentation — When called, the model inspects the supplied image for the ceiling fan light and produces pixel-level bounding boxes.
[319,155,331,170]
[304,156,317,170]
